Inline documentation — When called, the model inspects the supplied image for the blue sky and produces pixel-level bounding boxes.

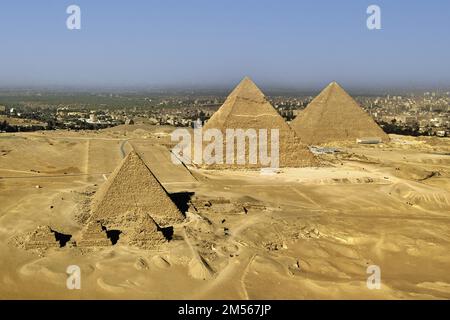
[0,0,449,91]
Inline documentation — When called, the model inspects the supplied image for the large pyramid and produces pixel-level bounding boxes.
[202,77,318,167]
[290,82,390,145]
[89,151,184,228]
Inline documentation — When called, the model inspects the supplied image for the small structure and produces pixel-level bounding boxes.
[356,137,383,144]
[88,113,98,123]
[309,146,340,155]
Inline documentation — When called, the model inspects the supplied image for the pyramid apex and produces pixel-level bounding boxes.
[231,76,264,97]
[126,150,139,157]
[236,76,258,88]
[322,81,347,96]
[123,150,144,162]
[328,81,342,88]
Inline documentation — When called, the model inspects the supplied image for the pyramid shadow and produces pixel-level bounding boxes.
[50,229,72,247]
[105,230,121,245]
[101,226,122,245]
[158,226,174,241]
[169,191,195,215]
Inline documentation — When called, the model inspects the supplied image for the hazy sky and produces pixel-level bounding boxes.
[0,0,449,91]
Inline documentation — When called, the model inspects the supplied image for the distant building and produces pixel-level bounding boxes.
[193,118,202,129]
[89,113,98,123]
[0,105,6,114]
[125,118,134,125]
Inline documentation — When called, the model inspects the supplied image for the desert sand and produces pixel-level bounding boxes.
[1,126,450,299]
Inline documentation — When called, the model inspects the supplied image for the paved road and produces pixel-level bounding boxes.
[119,140,130,158]
[0,172,110,179]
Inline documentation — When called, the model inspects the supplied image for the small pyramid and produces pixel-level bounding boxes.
[290,82,390,145]
[90,151,184,227]
[202,77,318,167]
[127,213,167,249]
[24,226,60,249]
[78,221,111,247]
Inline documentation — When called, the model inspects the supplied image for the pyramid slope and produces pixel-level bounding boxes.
[203,77,318,167]
[90,151,184,227]
[291,82,390,145]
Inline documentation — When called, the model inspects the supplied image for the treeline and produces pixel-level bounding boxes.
[0,120,46,132]
[0,119,117,133]
[0,93,156,109]
[378,121,425,136]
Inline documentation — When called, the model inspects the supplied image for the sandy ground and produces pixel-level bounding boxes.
[0,127,449,299]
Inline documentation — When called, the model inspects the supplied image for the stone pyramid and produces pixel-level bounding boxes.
[290,82,390,145]
[90,151,184,228]
[24,226,60,249]
[78,221,111,247]
[127,213,167,249]
[202,77,318,167]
